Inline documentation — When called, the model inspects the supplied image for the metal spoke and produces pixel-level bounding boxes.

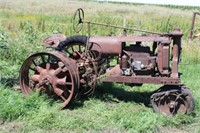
[58,62,65,68]
[35,66,44,73]
[60,95,67,101]
[71,46,74,52]
[40,55,46,63]
[54,67,62,75]
[79,44,81,52]
[46,63,51,70]
[67,89,72,94]
[66,50,71,55]
[78,10,81,21]
[66,82,72,85]
[32,60,37,66]
[47,55,50,63]
[56,77,67,85]
[30,75,40,82]
[54,87,64,96]
[75,22,80,28]
[62,67,68,73]
[29,67,36,71]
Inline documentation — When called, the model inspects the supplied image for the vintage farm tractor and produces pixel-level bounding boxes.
[19,8,195,116]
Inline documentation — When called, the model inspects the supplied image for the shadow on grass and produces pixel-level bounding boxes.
[93,83,153,107]
[62,82,157,110]
[0,77,19,88]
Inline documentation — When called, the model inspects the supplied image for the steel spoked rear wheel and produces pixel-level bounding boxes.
[19,51,79,108]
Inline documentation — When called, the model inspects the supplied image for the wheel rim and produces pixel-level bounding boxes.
[151,85,195,116]
[157,93,188,116]
[19,51,79,108]
[64,44,98,97]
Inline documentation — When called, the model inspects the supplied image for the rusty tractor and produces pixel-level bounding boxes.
[19,8,195,116]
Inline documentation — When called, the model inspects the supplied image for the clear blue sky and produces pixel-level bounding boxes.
[99,0,200,7]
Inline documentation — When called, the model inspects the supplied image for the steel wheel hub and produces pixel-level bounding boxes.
[19,51,79,108]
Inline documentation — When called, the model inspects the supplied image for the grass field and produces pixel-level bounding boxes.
[0,0,200,132]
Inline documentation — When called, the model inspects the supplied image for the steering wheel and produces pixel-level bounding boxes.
[72,8,84,33]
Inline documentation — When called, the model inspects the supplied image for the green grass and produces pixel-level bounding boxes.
[0,0,200,132]
[0,83,198,133]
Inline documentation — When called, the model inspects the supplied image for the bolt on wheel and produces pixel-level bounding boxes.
[19,51,79,108]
